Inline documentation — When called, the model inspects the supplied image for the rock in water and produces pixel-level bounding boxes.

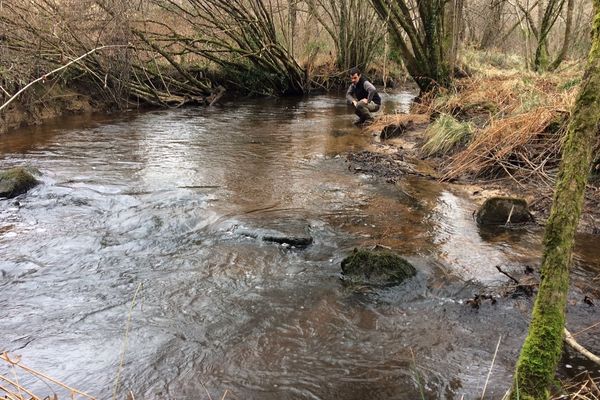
[234,219,313,248]
[0,167,39,198]
[476,197,532,225]
[341,248,416,286]
[380,121,413,140]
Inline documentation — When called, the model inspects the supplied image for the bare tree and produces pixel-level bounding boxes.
[370,0,463,92]
[306,0,385,71]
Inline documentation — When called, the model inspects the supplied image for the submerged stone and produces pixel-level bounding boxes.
[341,248,416,286]
[0,167,39,198]
[234,221,313,248]
[261,233,313,247]
[476,197,532,225]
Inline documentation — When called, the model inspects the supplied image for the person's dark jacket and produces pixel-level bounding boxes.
[346,77,381,105]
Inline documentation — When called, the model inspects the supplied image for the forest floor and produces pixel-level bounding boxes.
[347,57,600,235]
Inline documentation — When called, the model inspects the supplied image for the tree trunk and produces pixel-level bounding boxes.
[549,0,575,71]
[479,0,506,49]
[370,0,454,93]
[533,0,567,71]
[510,1,600,398]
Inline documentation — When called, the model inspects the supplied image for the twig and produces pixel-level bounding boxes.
[0,45,129,113]
[564,328,600,365]
[200,380,213,400]
[209,86,226,107]
[505,205,515,226]
[0,373,40,400]
[0,384,21,400]
[572,321,600,337]
[112,282,143,400]
[481,335,502,400]
[495,266,520,285]
[0,353,94,399]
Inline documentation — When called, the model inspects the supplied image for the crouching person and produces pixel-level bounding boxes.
[346,67,381,124]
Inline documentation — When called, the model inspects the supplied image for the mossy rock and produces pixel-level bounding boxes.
[0,167,39,198]
[476,197,532,225]
[341,248,416,286]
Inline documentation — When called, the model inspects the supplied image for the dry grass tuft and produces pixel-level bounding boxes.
[410,54,582,185]
[553,372,600,399]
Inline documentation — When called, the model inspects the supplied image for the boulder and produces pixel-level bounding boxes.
[476,197,532,225]
[0,167,39,198]
[380,121,414,140]
[341,248,416,286]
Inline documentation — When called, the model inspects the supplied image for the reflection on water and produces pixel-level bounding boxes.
[1,92,599,400]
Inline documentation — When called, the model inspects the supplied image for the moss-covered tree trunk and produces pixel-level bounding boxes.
[510,2,600,399]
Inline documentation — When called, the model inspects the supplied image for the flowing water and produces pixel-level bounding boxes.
[1,93,599,400]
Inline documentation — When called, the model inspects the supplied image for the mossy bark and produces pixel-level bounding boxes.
[510,2,600,398]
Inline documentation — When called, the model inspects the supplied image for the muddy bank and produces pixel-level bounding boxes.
[347,120,600,235]
[0,86,97,134]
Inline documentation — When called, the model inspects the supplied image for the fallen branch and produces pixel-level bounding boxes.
[496,265,520,285]
[564,328,600,365]
[209,86,226,107]
[0,45,129,113]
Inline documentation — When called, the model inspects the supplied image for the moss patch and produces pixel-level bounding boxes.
[0,167,39,198]
[341,248,416,286]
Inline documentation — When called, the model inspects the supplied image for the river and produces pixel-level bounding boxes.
[1,93,599,399]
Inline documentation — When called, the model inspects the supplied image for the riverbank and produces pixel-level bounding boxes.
[350,60,600,235]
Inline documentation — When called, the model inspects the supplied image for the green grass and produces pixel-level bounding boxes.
[558,77,582,91]
[422,114,473,156]
[461,48,526,72]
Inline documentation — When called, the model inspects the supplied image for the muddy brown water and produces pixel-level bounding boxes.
[1,93,599,400]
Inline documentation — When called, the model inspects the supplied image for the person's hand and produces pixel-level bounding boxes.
[352,100,357,107]
[360,98,368,104]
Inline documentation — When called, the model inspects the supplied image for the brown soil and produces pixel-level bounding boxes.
[347,118,600,235]
[0,87,96,135]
